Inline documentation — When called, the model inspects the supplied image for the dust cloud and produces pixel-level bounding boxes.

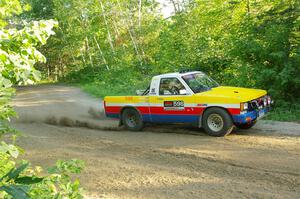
[12,85,118,130]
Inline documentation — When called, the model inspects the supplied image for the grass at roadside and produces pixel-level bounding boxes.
[76,79,149,98]
[65,68,151,98]
[265,105,300,123]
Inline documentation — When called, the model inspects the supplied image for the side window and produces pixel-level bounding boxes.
[159,78,187,95]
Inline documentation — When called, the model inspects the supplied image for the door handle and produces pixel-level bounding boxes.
[157,98,164,100]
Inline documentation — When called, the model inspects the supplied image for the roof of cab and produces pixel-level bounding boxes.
[153,71,201,79]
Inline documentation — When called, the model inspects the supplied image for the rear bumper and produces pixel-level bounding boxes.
[232,107,271,125]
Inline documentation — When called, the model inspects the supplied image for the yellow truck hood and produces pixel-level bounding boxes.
[196,86,267,102]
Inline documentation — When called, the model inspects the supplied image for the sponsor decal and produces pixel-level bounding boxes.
[164,100,185,111]
[150,88,156,95]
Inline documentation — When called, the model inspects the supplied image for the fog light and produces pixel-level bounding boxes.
[263,99,267,106]
[267,96,274,105]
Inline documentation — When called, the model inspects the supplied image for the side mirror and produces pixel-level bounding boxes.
[136,90,145,95]
[179,89,187,95]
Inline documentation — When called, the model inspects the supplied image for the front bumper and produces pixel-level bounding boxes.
[232,107,271,125]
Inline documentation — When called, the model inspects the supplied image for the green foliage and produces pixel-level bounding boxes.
[0,1,84,198]
[0,19,58,87]
[0,141,20,159]
[0,88,17,138]
[48,159,85,175]
[0,157,84,199]
[28,159,84,199]
[0,0,23,26]
[226,0,300,102]
[0,162,33,198]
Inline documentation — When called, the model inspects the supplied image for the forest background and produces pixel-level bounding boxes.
[24,0,300,121]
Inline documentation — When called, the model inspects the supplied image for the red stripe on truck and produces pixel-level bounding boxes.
[149,107,204,115]
[105,106,240,115]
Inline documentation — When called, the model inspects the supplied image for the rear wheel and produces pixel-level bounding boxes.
[202,108,234,137]
[236,121,256,129]
[121,108,144,131]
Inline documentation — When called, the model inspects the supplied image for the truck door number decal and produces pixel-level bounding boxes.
[164,101,184,110]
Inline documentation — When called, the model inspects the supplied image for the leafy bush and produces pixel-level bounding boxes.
[0,156,84,198]
[0,2,85,198]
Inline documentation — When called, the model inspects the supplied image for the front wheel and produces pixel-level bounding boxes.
[121,108,144,131]
[202,108,234,137]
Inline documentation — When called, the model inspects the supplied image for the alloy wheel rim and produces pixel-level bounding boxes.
[207,113,224,132]
[126,114,137,127]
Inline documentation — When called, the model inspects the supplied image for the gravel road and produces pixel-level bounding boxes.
[11,85,300,199]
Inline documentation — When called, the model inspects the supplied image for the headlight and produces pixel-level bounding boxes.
[240,102,248,111]
[267,96,273,105]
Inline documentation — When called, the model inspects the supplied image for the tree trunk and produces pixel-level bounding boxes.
[94,36,110,70]
[138,0,142,28]
[99,0,115,53]
[116,0,143,66]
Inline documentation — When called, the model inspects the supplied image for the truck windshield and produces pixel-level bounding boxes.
[182,72,219,93]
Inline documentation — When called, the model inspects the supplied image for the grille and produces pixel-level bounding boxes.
[248,95,270,111]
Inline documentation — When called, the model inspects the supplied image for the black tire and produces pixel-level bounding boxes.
[236,121,256,129]
[121,108,144,131]
[202,108,234,137]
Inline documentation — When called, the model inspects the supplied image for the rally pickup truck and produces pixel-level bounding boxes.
[104,71,272,136]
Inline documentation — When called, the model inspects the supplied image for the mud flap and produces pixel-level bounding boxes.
[118,119,123,127]
[198,115,202,128]
[225,125,234,136]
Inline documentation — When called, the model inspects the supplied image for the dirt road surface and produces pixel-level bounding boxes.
[11,85,300,199]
